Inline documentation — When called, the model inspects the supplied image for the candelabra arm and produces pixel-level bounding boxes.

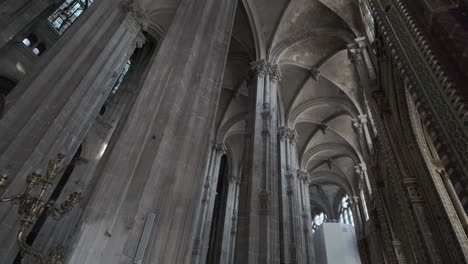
[49,192,82,220]
[17,223,47,264]
[0,194,22,203]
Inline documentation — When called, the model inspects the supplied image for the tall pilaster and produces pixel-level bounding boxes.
[0,1,146,261]
[355,163,372,197]
[65,0,238,263]
[234,61,280,264]
[297,170,314,263]
[278,126,308,264]
[192,143,226,264]
[353,114,374,156]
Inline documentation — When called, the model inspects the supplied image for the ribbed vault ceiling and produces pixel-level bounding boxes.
[142,0,365,217]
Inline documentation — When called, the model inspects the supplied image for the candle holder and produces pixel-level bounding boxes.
[0,154,82,264]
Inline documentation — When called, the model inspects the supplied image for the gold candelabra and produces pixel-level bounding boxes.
[0,153,82,264]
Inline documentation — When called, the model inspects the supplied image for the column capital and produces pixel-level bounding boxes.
[278,127,298,143]
[297,170,311,184]
[250,60,268,78]
[347,43,363,63]
[269,65,281,83]
[358,114,368,124]
[212,142,227,154]
[354,37,368,49]
[352,117,363,134]
[278,127,289,142]
[121,0,149,31]
[287,128,298,144]
[228,175,241,184]
[355,163,367,175]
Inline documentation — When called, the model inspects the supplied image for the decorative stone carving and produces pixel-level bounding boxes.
[250,60,268,78]
[121,0,149,31]
[403,178,424,203]
[352,117,363,134]
[287,129,298,144]
[278,127,289,142]
[269,65,281,83]
[355,163,367,176]
[212,142,227,154]
[297,170,310,184]
[347,43,363,63]
[278,127,297,143]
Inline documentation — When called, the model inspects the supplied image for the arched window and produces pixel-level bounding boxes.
[312,211,327,233]
[22,33,38,47]
[359,0,375,42]
[338,194,354,226]
[360,190,369,221]
[48,0,94,35]
[32,43,46,56]
[111,59,132,95]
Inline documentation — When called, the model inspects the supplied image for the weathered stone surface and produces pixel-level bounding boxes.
[65,0,237,263]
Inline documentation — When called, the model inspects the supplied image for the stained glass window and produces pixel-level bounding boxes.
[111,59,132,95]
[48,0,93,35]
[338,194,354,226]
[360,190,369,221]
[312,211,327,233]
[359,0,375,42]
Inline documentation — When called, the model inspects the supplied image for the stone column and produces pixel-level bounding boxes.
[30,37,153,259]
[351,196,364,236]
[219,173,241,264]
[66,0,238,263]
[298,170,314,263]
[193,143,225,264]
[0,1,146,262]
[352,115,374,156]
[0,0,61,48]
[278,127,305,264]
[234,61,280,264]
[355,163,372,197]
[349,37,379,144]
[437,170,468,233]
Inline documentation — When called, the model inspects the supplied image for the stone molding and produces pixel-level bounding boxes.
[121,0,149,31]
[368,0,468,178]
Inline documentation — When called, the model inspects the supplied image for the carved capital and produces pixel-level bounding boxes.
[403,178,424,203]
[122,0,149,31]
[287,128,298,144]
[355,163,367,176]
[358,114,368,124]
[297,170,311,184]
[352,118,363,134]
[347,43,363,63]
[228,175,241,184]
[269,65,281,83]
[278,127,289,142]
[354,37,368,49]
[250,60,268,78]
[212,142,226,154]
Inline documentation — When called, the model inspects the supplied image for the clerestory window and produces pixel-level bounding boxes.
[338,194,354,226]
[359,0,375,43]
[312,211,327,233]
[111,59,132,95]
[48,0,94,35]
